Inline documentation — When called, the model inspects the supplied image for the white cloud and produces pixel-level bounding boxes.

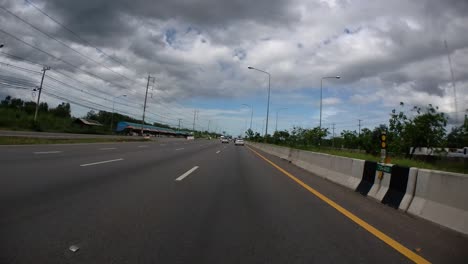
[1,0,468,135]
[322,97,342,106]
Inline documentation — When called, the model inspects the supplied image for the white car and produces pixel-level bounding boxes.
[234,139,244,146]
[221,138,229,143]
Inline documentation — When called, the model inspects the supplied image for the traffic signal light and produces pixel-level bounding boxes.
[380,131,387,149]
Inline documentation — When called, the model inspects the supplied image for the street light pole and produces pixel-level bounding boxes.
[111,94,126,132]
[319,76,340,130]
[248,66,271,139]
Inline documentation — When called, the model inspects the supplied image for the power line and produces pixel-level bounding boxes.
[0,6,135,83]
[0,61,42,74]
[1,51,110,96]
[0,51,43,66]
[0,28,130,91]
[1,82,178,127]
[0,84,33,90]
[24,0,128,68]
[2,56,187,123]
[1,52,205,124]
[0,75,38,86]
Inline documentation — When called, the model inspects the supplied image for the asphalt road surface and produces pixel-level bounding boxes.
[0,130,148,139]
[1,140,467,263]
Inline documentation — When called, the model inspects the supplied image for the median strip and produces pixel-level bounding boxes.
[175,166,199,181]
[247,146,430,264]
[80,158,124,167]
[34,151,62,154]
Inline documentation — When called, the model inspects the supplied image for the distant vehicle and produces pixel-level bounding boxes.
[221,138,229,144]
[234,139,244,146]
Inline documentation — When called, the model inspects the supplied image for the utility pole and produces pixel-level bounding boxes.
[192,109,198,131]
[178,119,182,131]
[445,40,458,123]
[141,75,152,135]
[34,66,51,122]
[358,119,362,137]
[207,120,211,132]
[332,123,335,148]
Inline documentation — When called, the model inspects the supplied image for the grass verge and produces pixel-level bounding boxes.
[0,137,150,145]
[277,144,467,174]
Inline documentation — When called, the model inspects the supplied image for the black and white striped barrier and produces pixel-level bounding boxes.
[355,162,417,210]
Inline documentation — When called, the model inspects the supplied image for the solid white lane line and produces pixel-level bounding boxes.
[99,147,117,150]
[216,150,221,154]
[175,148,184,151]
[138,145,148,148]
[175,166,199,181]
[34,151,62,154]
[80,158,124,167]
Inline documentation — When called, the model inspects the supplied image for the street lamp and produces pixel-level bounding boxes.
[111,94,127,132]
[319,76,340,130]
[248,66,271,138]
[241,104,253,131]
[275,108,288,132]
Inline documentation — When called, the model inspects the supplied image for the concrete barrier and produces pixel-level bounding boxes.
[368,169,391,202]
[360,164,416,210]
[350,159,365,190]
[248,142,364,190]
[398,168,417,212]
[381,166,413,209]
[355,161,377,196]
[250,142,290,160]
[407,169,468,235]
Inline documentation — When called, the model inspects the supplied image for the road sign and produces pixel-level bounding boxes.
[376,163,392,174]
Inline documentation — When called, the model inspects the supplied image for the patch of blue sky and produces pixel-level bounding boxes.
[164,28,177,45]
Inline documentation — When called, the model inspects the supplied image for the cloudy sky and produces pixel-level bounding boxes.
[0,0,467,136]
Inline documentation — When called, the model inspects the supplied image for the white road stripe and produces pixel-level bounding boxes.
[99,147,116,150]
[175,166,199,181]
[80,158,124,167]
[216,150,221,154]
[138,145,148,148]
[34,151,62,154]
[175,148,184,151]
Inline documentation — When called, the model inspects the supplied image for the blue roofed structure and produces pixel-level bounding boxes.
[115,121,190,137]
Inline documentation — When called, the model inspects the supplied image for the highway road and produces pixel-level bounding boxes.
[0,130,147,139]
[1,140,467,263]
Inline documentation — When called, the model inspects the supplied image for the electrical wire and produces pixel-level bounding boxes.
[24,0,128,68]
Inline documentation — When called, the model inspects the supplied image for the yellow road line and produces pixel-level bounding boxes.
[247,146,430,264]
